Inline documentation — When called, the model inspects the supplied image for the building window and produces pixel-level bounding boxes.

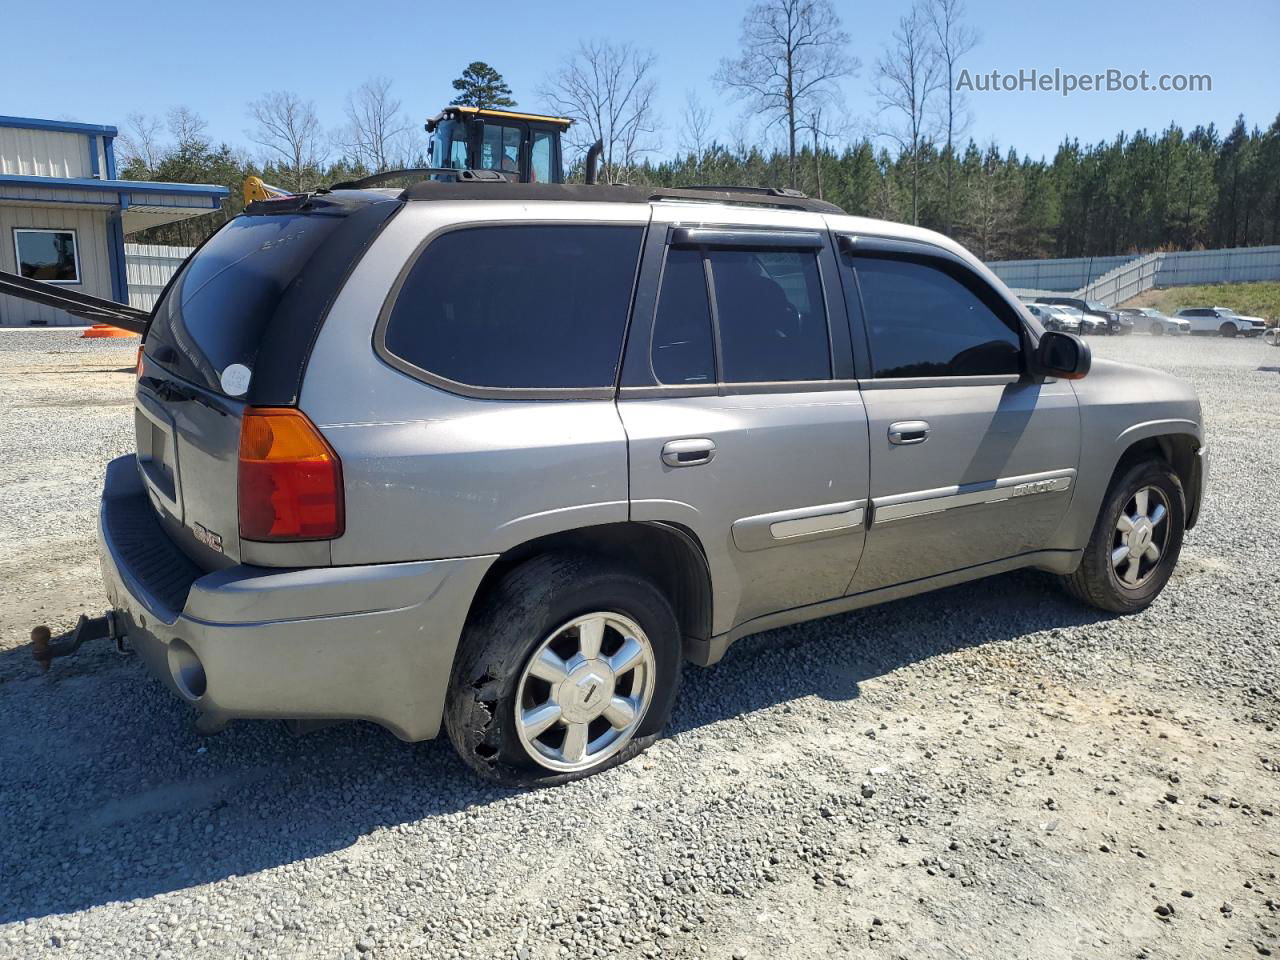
[14,229,80,284]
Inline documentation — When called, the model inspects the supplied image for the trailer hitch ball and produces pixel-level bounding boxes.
[31,626,53,671]
[31,613,126,669]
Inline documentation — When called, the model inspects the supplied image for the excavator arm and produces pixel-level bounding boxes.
[0,271,150,334]
[242,175,291,205]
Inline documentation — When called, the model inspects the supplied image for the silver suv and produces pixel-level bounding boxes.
[92,182,1206,785]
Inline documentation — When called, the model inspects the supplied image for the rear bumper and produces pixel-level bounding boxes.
[98,455,495,741]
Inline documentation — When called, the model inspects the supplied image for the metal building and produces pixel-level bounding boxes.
[0,115,228,326]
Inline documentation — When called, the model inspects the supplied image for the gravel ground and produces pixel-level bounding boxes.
[0,329,1277,960]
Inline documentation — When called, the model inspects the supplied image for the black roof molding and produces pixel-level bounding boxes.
[244,189,399,216]
[398,180,844,214]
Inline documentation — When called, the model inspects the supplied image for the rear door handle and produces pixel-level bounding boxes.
[661,438,716,467]
[888,420,930,445]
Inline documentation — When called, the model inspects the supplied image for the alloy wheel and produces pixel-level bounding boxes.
[513,612,656,772]
[1111,485,1171,589]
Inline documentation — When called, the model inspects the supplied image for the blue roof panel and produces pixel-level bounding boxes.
[0,115,120,137]
[0,173,228,198]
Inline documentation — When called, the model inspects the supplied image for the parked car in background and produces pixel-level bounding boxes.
[1213,307,1267,337]
[1122,308,1191,336]
[1175,306,1265,337]
[1060,306,1104,335]
[1027,303,1082,333]
[1044,303,1105,335]
[1036,296,1131,335]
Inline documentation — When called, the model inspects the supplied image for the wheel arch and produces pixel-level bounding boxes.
[464,520,714,662]
[1109,425,1203,529]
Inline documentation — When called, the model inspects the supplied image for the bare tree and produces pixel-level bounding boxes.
[342,77,411,173]
[117,112,163,172]
[800,107,848,199]
[926,0,978,233]
[874,3,942,224]
[247,91,329,191]
[679,91,715,180]
[680,92,714,159]
[716,0,858,188]
[540,40,659,183]
[167,106,209,150]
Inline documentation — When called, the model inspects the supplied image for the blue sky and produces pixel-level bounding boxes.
[4,0,1277,164]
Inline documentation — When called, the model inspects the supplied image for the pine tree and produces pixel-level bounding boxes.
[449,62,517,110]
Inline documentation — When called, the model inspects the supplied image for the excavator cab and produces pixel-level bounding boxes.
[426,107,572,184]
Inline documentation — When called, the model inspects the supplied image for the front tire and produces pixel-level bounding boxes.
[1220,322,1238,338]
[445,554,682,787]
[1150,321,1164,337]
[1061,459,1185,614]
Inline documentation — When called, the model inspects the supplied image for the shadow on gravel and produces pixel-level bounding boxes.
[0,569,1107,923]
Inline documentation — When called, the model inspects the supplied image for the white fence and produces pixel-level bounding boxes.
[124,243,193,311]
[991,244,1280,306]
[985,254,1134,292]
[1076,253,1162,305]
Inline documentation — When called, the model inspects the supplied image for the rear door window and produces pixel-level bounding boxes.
[708,249,831,383]
[854,256,1022,378]
[648,245,832,386]
[147,212,348,395]
[381,224,644,392]
[651,248,715,385]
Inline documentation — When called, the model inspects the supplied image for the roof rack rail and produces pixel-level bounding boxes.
[398,179,845,213]
[328,168,510,191]
[648,186,842,213]
[677,184,809,199]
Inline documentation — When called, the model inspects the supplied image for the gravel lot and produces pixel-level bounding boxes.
[0,329,1277,960]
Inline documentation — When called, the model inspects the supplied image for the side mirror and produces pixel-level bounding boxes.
[1034,330,1091,380]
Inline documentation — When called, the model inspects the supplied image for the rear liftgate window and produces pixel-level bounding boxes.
[147,212,350,395]
[382,225,644,390]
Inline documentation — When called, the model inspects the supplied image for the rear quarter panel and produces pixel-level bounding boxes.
[300,200,649,566]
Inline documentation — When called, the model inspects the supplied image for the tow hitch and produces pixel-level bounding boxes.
[31,612,129,670]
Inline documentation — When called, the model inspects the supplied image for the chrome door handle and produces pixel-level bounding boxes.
[888,420,930,445]
[661,438,716,467]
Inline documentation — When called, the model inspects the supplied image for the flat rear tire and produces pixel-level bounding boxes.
[445,553,682,787]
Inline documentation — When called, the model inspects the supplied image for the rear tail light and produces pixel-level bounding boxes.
[135,346,144,378]
[238,407,344,541]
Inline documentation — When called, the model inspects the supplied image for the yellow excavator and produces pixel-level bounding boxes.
[241,107,588,198]
[242,175,291,205]
[424,106,574,183]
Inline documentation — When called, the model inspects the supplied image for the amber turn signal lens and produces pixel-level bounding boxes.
[237,407,344,541]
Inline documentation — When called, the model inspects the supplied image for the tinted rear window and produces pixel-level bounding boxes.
[147,213,347,394]
[651,248,715,385]
[709,248,830,383]
[381,224,643,391]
